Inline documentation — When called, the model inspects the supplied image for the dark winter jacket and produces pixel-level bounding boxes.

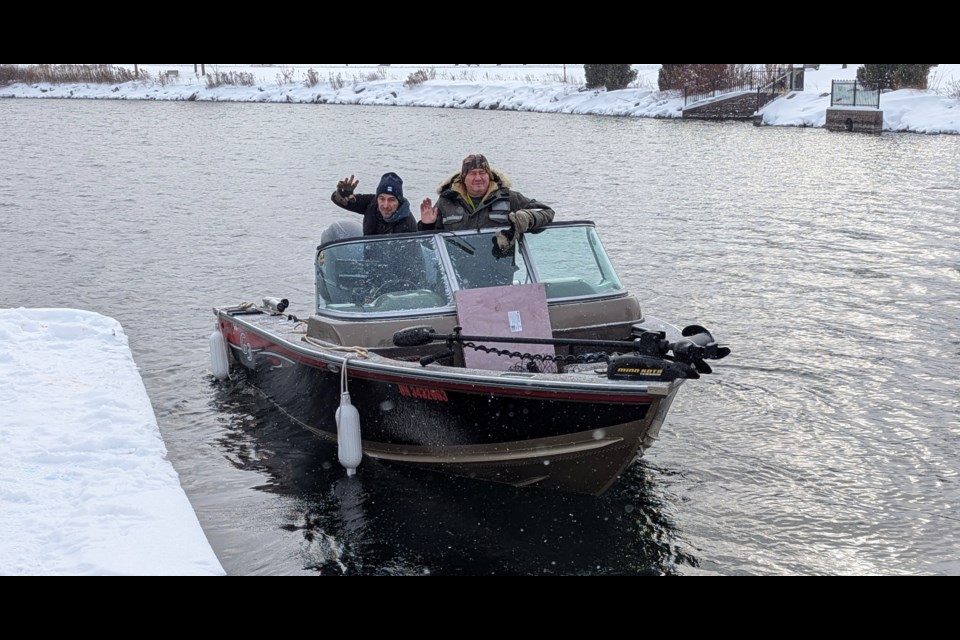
[331,191,418,236]
[417,168,554,232]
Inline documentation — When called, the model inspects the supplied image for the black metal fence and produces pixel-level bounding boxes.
[755,69,797,112]
[684,66,795,106]
[831,80,881,108]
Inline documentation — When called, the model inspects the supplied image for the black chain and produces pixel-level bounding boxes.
[461,341,610,365]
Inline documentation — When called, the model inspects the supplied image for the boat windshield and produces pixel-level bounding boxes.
[524,224,624,299]
[316,235,454,315]
[314,223,625,316]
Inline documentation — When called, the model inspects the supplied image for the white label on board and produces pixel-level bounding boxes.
[508,310,522,333]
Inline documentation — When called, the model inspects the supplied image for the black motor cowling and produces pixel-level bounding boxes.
[630,324,731,376]
[607,354,699,382]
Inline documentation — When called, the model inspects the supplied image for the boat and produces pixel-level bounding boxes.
[210,220,729,495]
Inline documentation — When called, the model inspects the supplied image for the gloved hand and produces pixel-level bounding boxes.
[491,229,515,258]
[337,175,359,198]
[509,209,536,235]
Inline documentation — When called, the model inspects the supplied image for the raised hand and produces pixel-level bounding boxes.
[337,175,359,197]
[420,197,438,224]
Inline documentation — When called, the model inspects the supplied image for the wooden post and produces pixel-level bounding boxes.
[134,64,138,78]
[201,64,205,76]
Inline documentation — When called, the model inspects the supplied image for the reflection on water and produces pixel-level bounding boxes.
[210,376,691,575]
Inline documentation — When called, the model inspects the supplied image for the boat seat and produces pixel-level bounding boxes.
[543,277,596,299]
[370,290,447,312]
[326,303,365,312]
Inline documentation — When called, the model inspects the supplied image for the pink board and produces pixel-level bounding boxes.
[454,283,556,372]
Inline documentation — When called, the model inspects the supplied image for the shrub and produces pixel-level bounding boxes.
[657,64,684,90]
[205,68,256,88]
[304,68,319,87]
[0,64,19,86]
[584,64,605,89]
[604,64,637,90]
[0,64,138,86]
[328,72,344,90]
[404,69,431,88]
[857,64,934,90]
[944,79,960,100]
[275,65,295,85]
[584,64,638,91]
[362,67,387,82]
[658,64,735,91]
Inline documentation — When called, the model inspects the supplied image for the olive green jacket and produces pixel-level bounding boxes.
[418,168,554,232]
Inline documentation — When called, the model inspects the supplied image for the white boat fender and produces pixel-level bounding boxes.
[335,356,362,475]
[209,326,231,381]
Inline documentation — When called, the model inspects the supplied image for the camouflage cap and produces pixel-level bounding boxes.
[461,153,490,177]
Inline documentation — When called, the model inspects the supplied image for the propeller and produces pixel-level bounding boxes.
[670,325,732,374]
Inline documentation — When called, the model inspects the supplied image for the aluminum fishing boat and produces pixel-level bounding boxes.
[211,220,729,495]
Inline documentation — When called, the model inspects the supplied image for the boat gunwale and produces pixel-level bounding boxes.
[216,307,676,400]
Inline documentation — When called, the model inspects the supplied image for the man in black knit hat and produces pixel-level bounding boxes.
[332,171,417,236]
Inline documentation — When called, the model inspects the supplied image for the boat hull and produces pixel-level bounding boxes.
[217,312,680,495]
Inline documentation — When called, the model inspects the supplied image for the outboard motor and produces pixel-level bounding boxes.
[321,220,363,244]
[317,220,365,306]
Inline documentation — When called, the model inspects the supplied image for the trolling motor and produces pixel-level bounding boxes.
[392,324,731,382]
[609,325,731,381]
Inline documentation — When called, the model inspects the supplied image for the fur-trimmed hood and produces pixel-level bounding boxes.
[436,166,513,197]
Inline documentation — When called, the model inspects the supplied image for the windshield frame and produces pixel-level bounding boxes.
[313,221,625,318]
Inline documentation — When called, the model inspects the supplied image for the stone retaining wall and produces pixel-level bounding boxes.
[825,108,883,134]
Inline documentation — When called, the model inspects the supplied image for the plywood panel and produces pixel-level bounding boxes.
[454,283,556,372]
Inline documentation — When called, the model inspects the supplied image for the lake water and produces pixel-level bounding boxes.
[1,98,958,575]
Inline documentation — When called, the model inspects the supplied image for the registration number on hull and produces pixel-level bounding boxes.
[397,384,449,402]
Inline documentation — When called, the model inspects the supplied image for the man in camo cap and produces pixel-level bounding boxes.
[419,154,554,252]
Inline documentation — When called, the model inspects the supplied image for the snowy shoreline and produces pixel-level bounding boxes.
[3,64,958,134]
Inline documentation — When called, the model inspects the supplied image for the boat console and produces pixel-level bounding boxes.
[310,222,640,351]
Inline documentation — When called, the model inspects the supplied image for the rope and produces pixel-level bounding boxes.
[237,301,286,316]
[232,300,304,327]
[341,354,352,395]
[302,335,369,359]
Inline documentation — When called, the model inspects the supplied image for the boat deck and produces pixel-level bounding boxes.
[214,304,678,398]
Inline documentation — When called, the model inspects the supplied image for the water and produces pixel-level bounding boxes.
[1,99,958,575]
